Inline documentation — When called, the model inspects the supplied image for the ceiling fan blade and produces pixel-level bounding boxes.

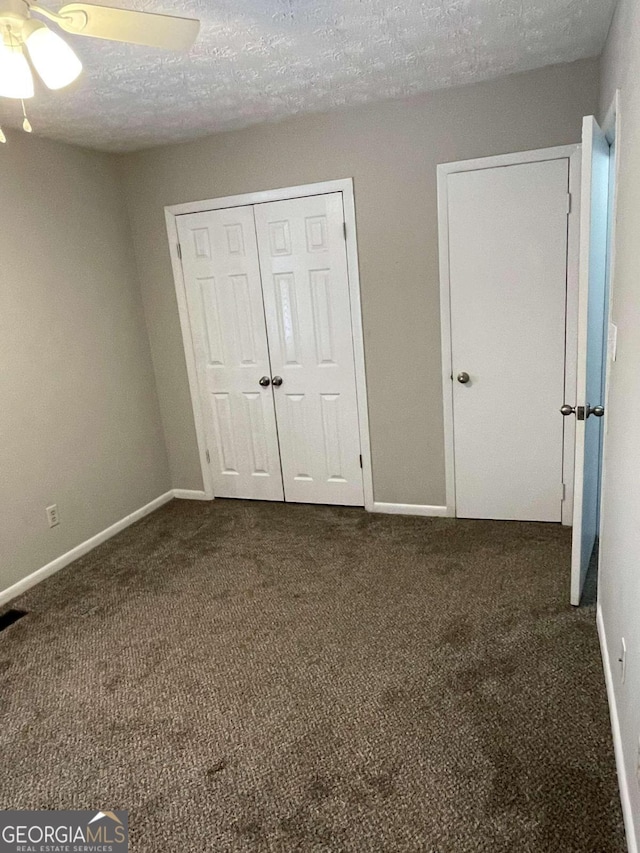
[56,3,200,50]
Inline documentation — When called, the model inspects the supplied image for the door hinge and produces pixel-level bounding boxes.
[359,454,362,468]
[566,193,572,215]
[343,222,347,240]
[177,243,182,260]
[205,449,210,464]
[561,483,566,501]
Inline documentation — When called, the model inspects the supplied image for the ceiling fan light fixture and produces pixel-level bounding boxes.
[0,37,34,98]
[0,1,199,148]
[24,20,82,90]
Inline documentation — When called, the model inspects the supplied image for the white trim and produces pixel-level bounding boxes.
[371,502,448,517]
[437,144,580,519]
[599,90,621,550]
[597,604,639,853]
[436,167,457,517]
[562,147,582,526]
[0,491,174,608]
[603,88,621,143]
[164,210,216,500]
[165,179,357,217]
[164,179,374,511]
[172,489,210,501]
[340,183,374,511]
[437,144,582,175]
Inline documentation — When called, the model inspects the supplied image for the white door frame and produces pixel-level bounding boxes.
[598,89,621,545]
[437,145,582,523]
[164,178,374,510]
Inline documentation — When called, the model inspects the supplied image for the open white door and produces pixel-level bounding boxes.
[569,116,610,605]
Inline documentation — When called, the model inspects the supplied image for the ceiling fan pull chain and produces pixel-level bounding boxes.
[21,99,32,133]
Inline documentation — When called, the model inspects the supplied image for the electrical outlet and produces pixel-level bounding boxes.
[618,638,627,684]
[46,504,59,528]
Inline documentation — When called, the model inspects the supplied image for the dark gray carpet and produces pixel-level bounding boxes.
[0,500,625,852]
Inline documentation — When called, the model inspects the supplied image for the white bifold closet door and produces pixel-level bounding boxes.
[177,193,364,506]
[254,194,363,505]
[177,206,284,500]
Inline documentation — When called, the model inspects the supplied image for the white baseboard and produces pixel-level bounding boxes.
[172,489,212,501]
[597,604,639,853]
[371,501,449,517]
[0,491,174,609]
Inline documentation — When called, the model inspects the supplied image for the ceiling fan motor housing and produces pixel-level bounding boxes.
[0,0,30,35]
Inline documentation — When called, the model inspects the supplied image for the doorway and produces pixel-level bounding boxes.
[165,180,374,508]
[437,145,581,522]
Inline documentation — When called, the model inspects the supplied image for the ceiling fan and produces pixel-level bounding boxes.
[0,0,200,139]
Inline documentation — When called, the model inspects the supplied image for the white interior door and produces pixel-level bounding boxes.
[254,193,364,505]
[177,207,284,501]
[571,117,611,605]
[447,158,570,521]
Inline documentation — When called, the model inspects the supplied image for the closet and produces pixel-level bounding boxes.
[176,191,364,506]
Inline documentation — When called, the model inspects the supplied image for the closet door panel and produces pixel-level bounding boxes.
[254,193,364,505]
[177,207,284,500]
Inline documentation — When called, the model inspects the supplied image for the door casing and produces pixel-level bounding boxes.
[165,179,374,510]
[597,93,621,553]
[437,145,582,523]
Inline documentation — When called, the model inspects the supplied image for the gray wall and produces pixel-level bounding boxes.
[121,58,599,506]
[0,132,170,595]
[599,0,640,845]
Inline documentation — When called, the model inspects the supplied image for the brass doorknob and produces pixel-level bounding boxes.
[457,372,470,384]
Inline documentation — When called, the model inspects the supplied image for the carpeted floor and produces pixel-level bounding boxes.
[0,499,625,852]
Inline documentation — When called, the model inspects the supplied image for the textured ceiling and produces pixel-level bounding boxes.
[0,0,616,152]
